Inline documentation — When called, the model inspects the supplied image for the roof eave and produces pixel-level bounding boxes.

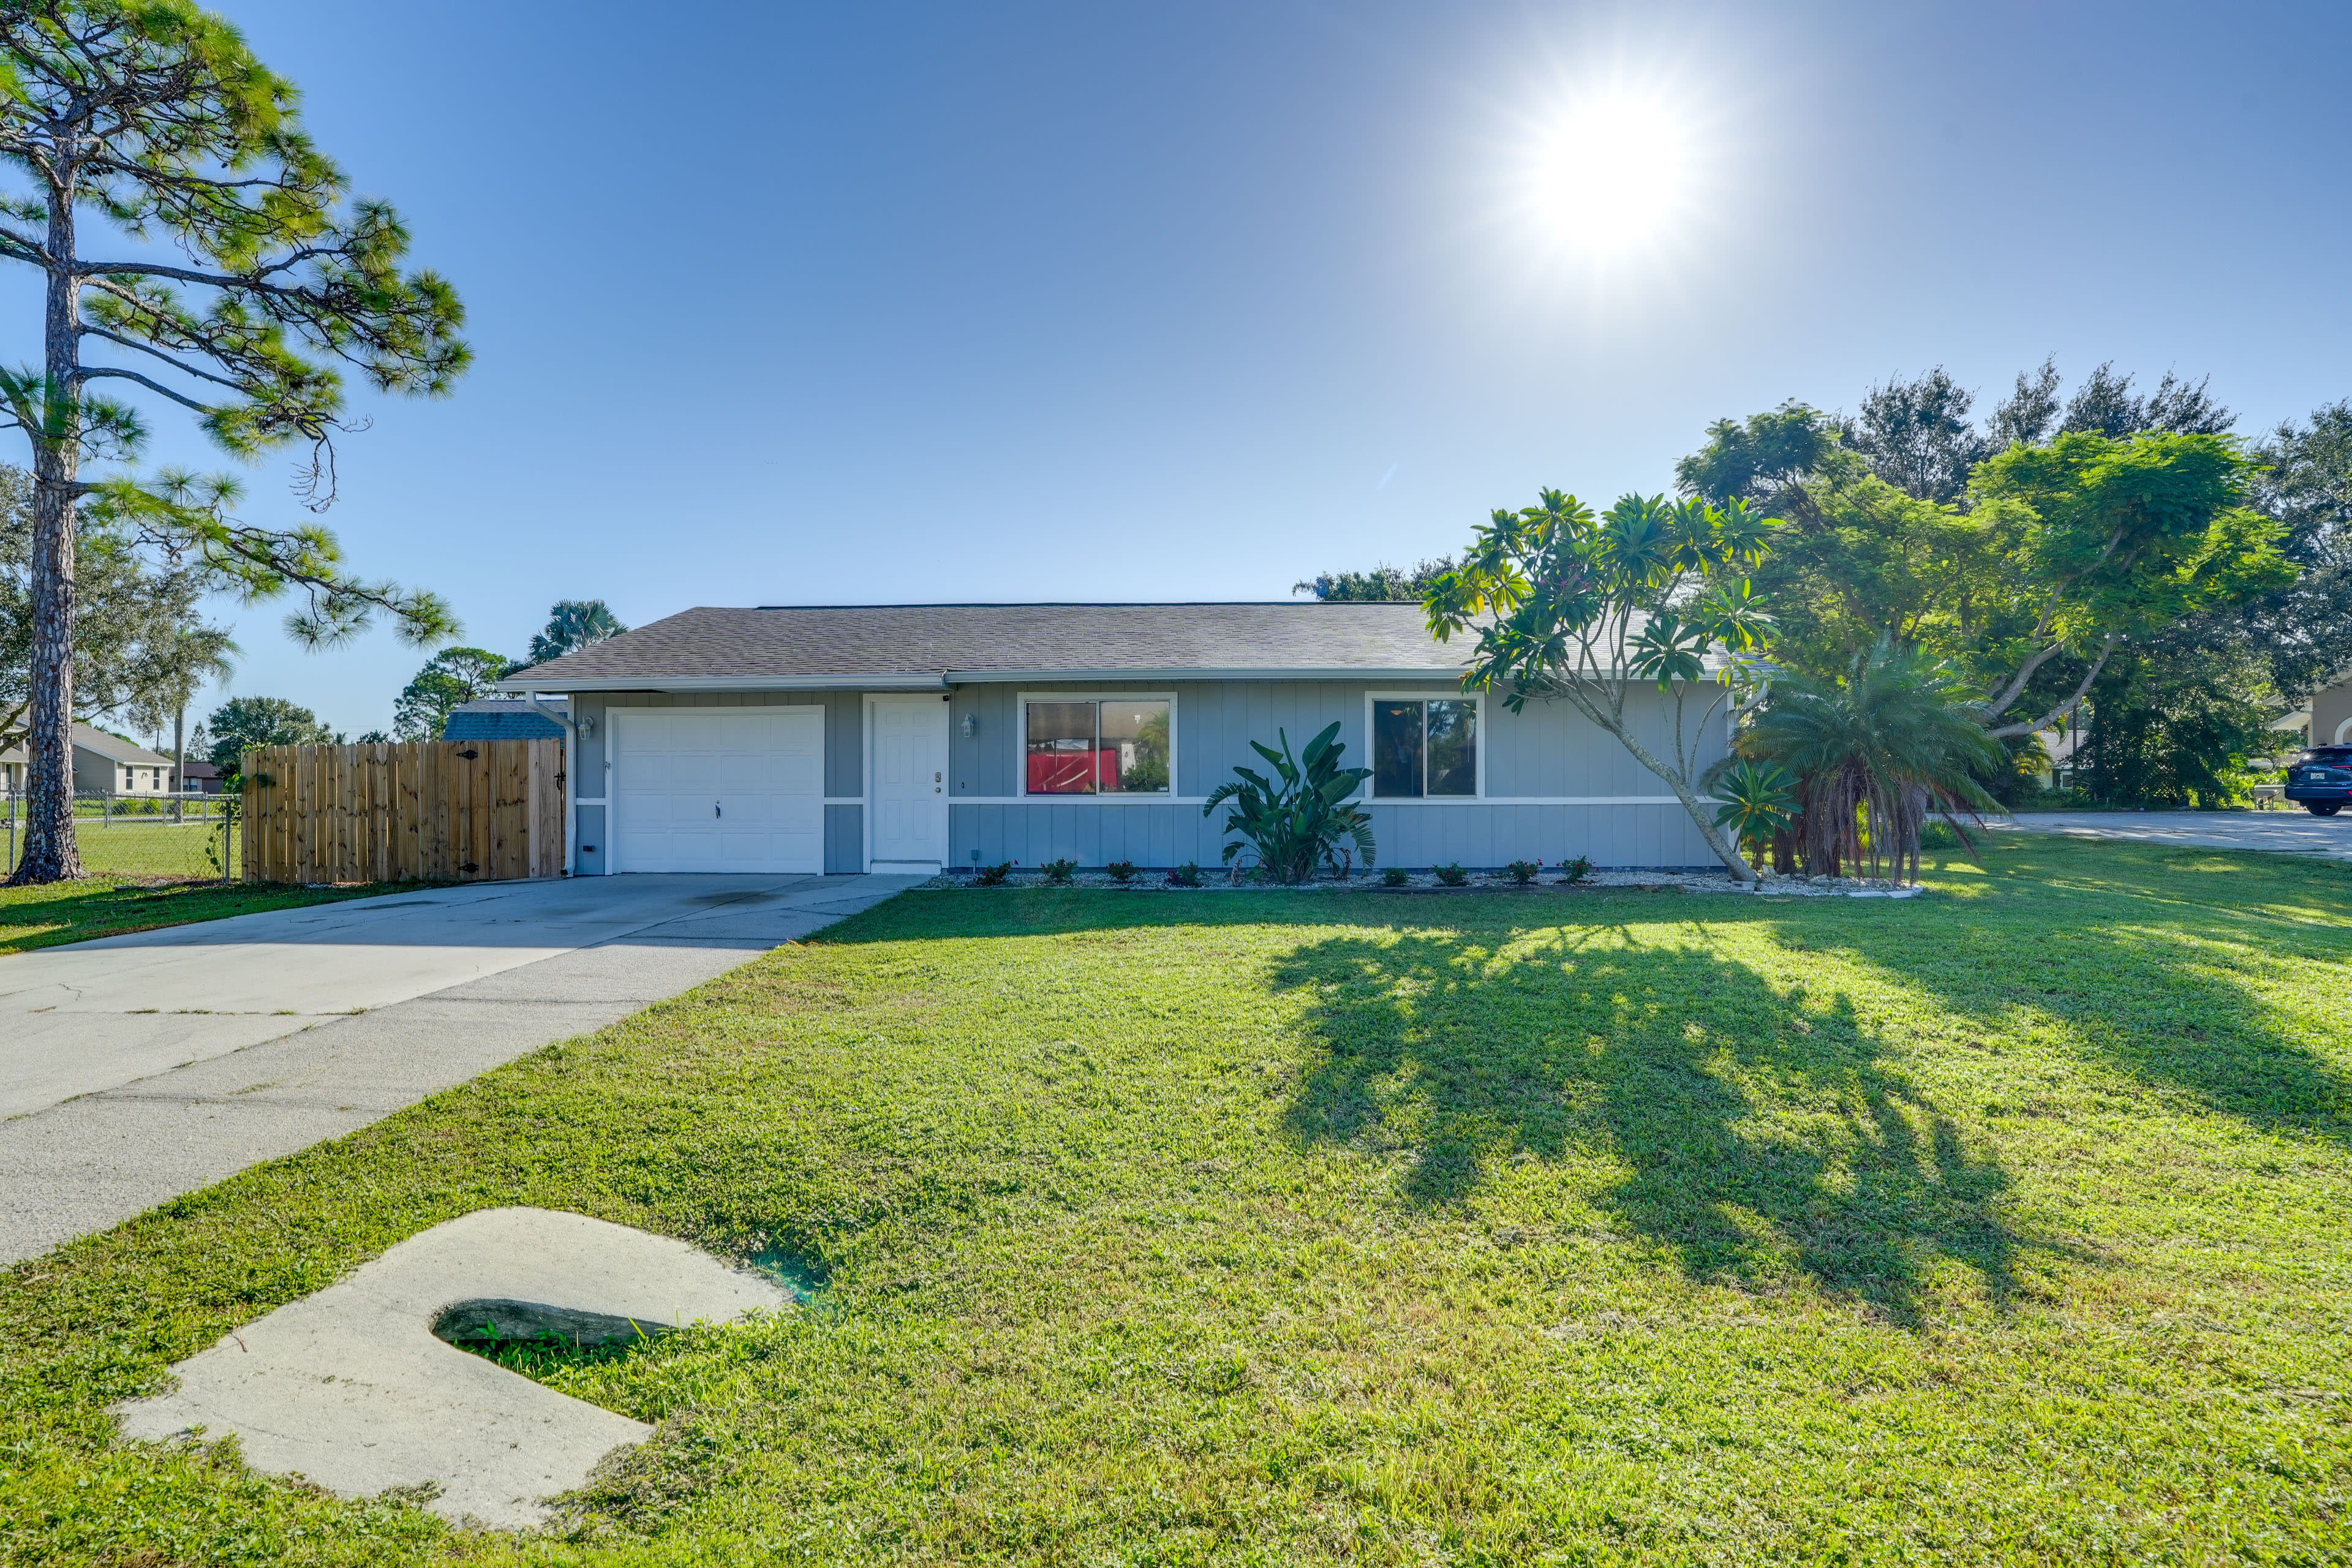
[496,667,1482,693]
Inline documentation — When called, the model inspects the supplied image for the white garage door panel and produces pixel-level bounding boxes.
[613,709,826,873]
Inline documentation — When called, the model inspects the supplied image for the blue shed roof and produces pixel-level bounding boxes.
[443,700,566,741]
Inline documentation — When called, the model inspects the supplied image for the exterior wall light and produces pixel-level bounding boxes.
[961,713,978,739]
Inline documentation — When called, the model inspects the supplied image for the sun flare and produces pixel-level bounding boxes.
[1533,94,1696,252]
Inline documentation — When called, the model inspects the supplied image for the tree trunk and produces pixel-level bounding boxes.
[1608,721,1760,884]
[9,186,82,883]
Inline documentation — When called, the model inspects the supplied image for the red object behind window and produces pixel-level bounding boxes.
[1027,748,1117,794]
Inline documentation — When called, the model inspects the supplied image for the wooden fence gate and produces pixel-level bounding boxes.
[241,739,565,884]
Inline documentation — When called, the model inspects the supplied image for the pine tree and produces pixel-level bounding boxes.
[0,2,467,880]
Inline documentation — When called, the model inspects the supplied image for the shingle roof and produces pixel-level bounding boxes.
[71,724,173,766]
[500,603,1473,690]
[443,699,568,741]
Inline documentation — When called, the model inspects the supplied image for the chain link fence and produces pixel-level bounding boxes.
[1,791,239,880]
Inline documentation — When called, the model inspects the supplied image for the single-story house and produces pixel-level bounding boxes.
[179,759,227,795]
[2,723,176,796]
[497,602,1728,876]
[443,697,568,742]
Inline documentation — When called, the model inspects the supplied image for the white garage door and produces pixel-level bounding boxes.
[611,707,826,873]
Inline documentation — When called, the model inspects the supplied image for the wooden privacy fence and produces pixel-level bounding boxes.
[242,739,565,884]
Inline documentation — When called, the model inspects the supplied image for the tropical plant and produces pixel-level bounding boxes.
[974,861,1012,886]
[1502,859,1540,885]
[1040,858,1077,885]
[1434,862,1468,886]
[1201,722,1374,884]
[1426,490,1780,883]
[1164,862,1202,888]
[1709,758,1798,867]
[1558,854,1593,884]
[1104,860,1139,884]
[1731,636,2004,882]
[0,3,467,880]
[526,601,628,667]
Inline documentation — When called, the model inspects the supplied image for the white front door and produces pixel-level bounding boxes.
[869,696,949,870]
[611,707,826,873]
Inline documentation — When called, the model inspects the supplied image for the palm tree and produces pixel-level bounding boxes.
[1730,636,2003,881]
[527,600,628,666]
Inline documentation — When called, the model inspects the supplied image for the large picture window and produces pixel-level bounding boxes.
[1024,698,1172,795]
[1371,698,1478,797]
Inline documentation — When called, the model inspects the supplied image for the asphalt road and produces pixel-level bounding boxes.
[1991,810,2352,861]
[0,872,921,1263]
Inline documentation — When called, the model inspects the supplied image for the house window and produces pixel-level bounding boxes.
[1023,698,1171,795]
[1371,699,1478,797]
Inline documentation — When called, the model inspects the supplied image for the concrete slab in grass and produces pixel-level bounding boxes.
[114,1207,794,1530]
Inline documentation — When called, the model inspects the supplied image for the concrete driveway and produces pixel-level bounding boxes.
[0,873,920,1263]
[1991,810,2352,861]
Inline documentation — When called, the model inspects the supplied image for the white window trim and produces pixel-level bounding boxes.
[1015,691,1179,801]
[1363,690,1485,801]
[604,703,826,876]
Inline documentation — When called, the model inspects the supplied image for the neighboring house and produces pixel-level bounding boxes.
[72,725,176,796]
[3,725,175,796]
[498,602,1732,876]
[179,759,226,795]
[2294,669,2352,748]
[443,697,568,742]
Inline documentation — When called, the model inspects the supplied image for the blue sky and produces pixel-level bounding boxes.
[31,1,2352,736]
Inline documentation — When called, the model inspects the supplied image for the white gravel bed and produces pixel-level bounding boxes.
[919,867,1923,898]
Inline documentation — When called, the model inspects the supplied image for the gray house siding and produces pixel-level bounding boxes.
[564,678,1725,875]
[2314,675,2352,747]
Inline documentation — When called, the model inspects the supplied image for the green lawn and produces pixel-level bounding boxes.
[4,836,2348,1564]
[0,876,391,956]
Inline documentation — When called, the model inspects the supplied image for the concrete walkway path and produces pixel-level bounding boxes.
[1991,810,2352,862]
[0,873,919,1264]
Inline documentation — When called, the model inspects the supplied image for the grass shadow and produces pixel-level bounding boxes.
[1846,840,2352,1149]
[1270,923,2026,1325]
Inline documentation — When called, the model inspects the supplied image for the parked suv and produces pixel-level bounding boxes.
[2285,745,2352,815]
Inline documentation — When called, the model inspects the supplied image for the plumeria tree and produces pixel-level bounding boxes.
[0,1,466,880]
[1424,491,1780,882]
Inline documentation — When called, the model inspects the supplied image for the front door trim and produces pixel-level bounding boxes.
[863,693,952,872]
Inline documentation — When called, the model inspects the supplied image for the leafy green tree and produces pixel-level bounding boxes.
[204,695,336,772]
[526,600,627,665]
[1292,558,1459,603]
[2075,635,2273,807]
[1968,431,2291,737]
[1680,377,2290,746]
[393,647,511,741]
[0,1,467,881]
[2248,402,2352,699]
[1202,721,1374,882]
[1425,491,1779,882]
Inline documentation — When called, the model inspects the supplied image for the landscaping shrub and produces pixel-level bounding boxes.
[1041,858,1078,885]
[1559,855,1593,884]
[1502,859,1540,885]
[1202,721,1374,883]
[974,861,1013,886]
[1105,861,1140,884]
[1382,866,1409,886]
[1434,862,1468,886]
[1164,862,1202,887]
